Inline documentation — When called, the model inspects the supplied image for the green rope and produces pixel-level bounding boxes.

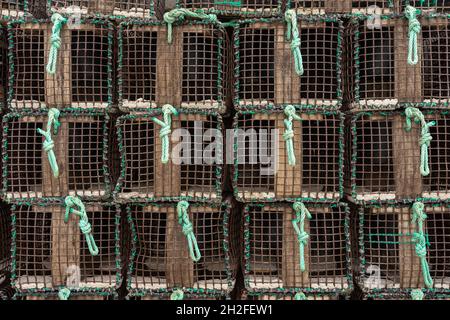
[411,289,424,300]
[283,105,302,166]
[37,108,61,178]
[284,9,304,76]
[214,1,242,6]
[405,6,421,65]
[46,13,68,75]
[411,202,433,288]
[152,105,178,164]
[58,287,71,300]
[292,202,312,272]
[64,196,99,256]
[294,292,307,300]
[170,289,184,300]
[177,201,201,262]
[163,9,220,44]
[404,107,435,176]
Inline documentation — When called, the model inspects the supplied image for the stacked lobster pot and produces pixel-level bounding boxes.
[346,1,450,300]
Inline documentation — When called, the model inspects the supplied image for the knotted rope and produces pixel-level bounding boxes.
[177,201,201,262]
[37,108,61,178]
[152,104,178,164]
[58,287,71,300]
[283,105,302,166]
[64,196,99,256]
[405,6,421,65]
[411,202,433,288]
[405,107,435,176]
[47,13,68,74]
[285,9,304,76]
[163,9,220,44]
[410,289,424,300]
[170,289,184,300]
[294,292,307,300]
[292,202,312,272]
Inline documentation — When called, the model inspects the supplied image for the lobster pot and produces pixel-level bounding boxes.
[233,110,343,202]
[349,110,450,202]
[0,27,7,111]
[241,290,341,300]
[2,111,112,201]
[289,0,395,14]
[349,16,450,110]
[8,19,113,111]
[115,110,223,202]
[125,201,239,298]
[0,205,10,286]
[358,203,450,296]
[11,203,120,300]
[243,203,351,294]
[119,21,228,113]
[0,0,32,19]
[175,0,281,17]
[48,0,155,18]
[401,0,450,13]
[235,17,343,110]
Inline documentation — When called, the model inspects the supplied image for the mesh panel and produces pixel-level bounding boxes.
[403,0,450,13]
[244,292,341,300]
[0,205,11,284]
[0,27,7,110]
[9,20,112,110]
[3,112,110,200]
[12,204,119,293]
[244,204,350,292]
[236,18,342,109]
[290,0,383,13]
[234,111,343,202]
[0,0,28,18]
[177,0,280,16]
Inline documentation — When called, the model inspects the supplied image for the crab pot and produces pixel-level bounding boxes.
[348,110,450,202]
[349,16,450,110]
[0,26,7,111]
[0,0,32,19]
[47,0,155,18]
[241,290,342,300]
[243,203,351,294]
[401,0,450,14]
[8,19,113,111]
[233,110,343,202]
[119,21,228,113]
[2,111,112,201]
[11,202,120,300]
[124,201,239,299]
[115,110,223,202]
[175,0,281,17]
[358,203,450,296]
[0,204,11,287]
[235,17,343,110]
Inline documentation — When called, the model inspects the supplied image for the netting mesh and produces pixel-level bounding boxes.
[236,18,343,109]
[48,0,155,17]
[125,202,239,296]
[2,112,111,201]
[350,111,450,202]
[234,110,343,202]
[119,21,228,113]
[359,204,450,294]
[0,205,11,286]
[243,291,341,300]
[0,26,7,111]
[176,0,280,16]
[350,16,450,110]
[0,0,30,18]
[8,19,112,110]
[115,111,222,202]
[244,203,351,293]
[402,0,450,13]
[11,203,119,295]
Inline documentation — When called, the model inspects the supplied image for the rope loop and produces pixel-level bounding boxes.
[284,9,304,76]
[177,201,201,262]
[405,5,421,65]
[152,104,178,164]
[58,287,71,300]
[283,105,302,166]
[294,292,307,300]
[411,289,424,300]
[292,202,312,272]
[37,108,60,178]
[170,289,184,300]
[47,13,68,74]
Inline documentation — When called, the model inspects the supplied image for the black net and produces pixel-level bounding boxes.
[0,205,11,287]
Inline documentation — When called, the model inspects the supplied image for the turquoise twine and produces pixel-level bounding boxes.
[411,289,424,300]
[285,9,304,76]
[294,292,307,300]
[170,289,184,300]
[37,108,61,178]
[405,6,421,65]
[152,104,178,164]
[46,13,68,74]
[283,105,302,166]
[64,196,99,256]
[58,287,71,300]
[177,201,201,262]
[292,202,312,272]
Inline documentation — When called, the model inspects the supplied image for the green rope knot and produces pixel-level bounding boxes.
[292,202,312,272]
[284,9,304,76]
[283,105,302,166]
[177,201,201,262]
[170,289,184,300]
[404,107,435,176]
[152,104,178,164]
[64,196,99,256]
[47,13,68,74]
[58,287,71,300]
[411,289,424,300]
[37,108,60,178]
[163,9,219,44]
[294,292,307,300]
[405,5,421,65]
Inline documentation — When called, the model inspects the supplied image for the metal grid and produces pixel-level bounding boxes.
[8,19,113,110]
[350,16,450,110]
[11,203,120,297]
[235,17,343,110]
[242,291,342,300]
[0,26,7,111]
[0,0,30,18]
[243,203,351,293]
[358,203,450,295]
[350,111,450,202]
[119,21,228,113]
[125,201,239,297]
[290,0,395,14]
[233,110,343,202]
[115,110,223,202]
[2,111,111,201]
[48,0,155,18]
[176,0,281,17]
[402,0,450,13]
[0,205,11,287]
